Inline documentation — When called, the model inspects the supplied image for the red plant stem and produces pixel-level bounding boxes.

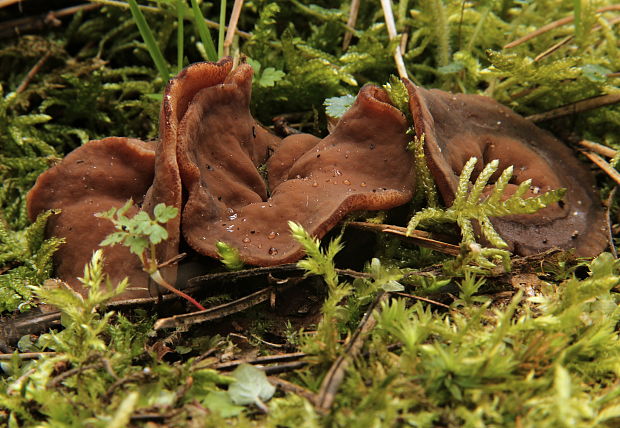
[150,270,206,311]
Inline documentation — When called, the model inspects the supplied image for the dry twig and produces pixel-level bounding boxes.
[605,188,617,258]
[342,0,360,50]
[154,287,274,330]
[0,351,57,361]
[223,0,244,56]
[580,139,617,158]
[380,0,408,79]
[504,5,620,49]
[0,3,101,39]
[526,93,620,122]
[534,16,620,62]
[316,291,388,413]
[347,221,460,255]
[580,150,620,187]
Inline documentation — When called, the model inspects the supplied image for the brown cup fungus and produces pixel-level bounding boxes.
[27,137,156,299]
[177,65,415,264]
[405,81,607,257]
[26,58,607,300]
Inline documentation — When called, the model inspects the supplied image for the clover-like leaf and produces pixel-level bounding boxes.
[257,67,285,87]
[324,94,355,119]
[148,224,169,245]
[227,364,276,412]
[204,391,245,417]
[153,203,178,223]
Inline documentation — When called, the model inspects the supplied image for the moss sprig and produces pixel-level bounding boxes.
[407,157,566,271]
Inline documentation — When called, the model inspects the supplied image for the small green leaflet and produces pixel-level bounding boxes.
[437,62,465,75]
[324,94,355,119]
[580,64,611,83]
[246,58,285,88]
[227,364,276,412]
[204,391,245,417]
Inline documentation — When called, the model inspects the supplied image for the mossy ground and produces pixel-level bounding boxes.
[1,1,619,426]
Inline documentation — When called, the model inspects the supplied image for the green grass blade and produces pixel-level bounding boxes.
[218,0,227,58]
[127,0,169,81]
[176,0,184,73]
[574,0,582,40]
[190,0,218,61]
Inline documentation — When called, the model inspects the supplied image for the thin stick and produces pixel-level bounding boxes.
[581,150,620,187]
[534,16,620,62]
[533,35,572,62]
[223,0,243,56]
[154,286,273,330]
[504,5,620,49]
[89,0,251,38]
[15,52,51,94]
[526,93,620,122]
[218,0,226,57]
[269,376,317,404]
[48,362,103,388]
[342,0,360,50]
[380,0,408,79]
[212,352,307,370]
[0,0,21,8]
[605,188,617,258]
[0,352,57,361]
[316,291,388,413]
[0,3,101,39]
[579,140,617,158]
[347,221,460,255]
[392,291,451,309]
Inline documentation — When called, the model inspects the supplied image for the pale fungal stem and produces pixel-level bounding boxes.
[342,0,360,50]
[224,0,244,56]
[380,0,409,79]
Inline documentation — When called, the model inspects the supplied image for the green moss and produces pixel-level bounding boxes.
[1,1,619,425]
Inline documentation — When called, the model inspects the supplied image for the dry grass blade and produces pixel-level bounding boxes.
[0,352,57,360]
[0,3,102,39]
[534,16,620,62]
[580,139,617,158]
[380,0,408,79]
[533,35,572,62]
[0,0,22,8]
[504,4,620,49]
[212,352,307,370]
[580,150,620,187]
[153,286,273,330]
[392,291,451,309]
[526,93,620,122]
[316,291,388,413]
[342,0,360,50]
[268,376,317,404]
[224,0,244,56]
[605,188,617,258]
[347,221,460,255]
